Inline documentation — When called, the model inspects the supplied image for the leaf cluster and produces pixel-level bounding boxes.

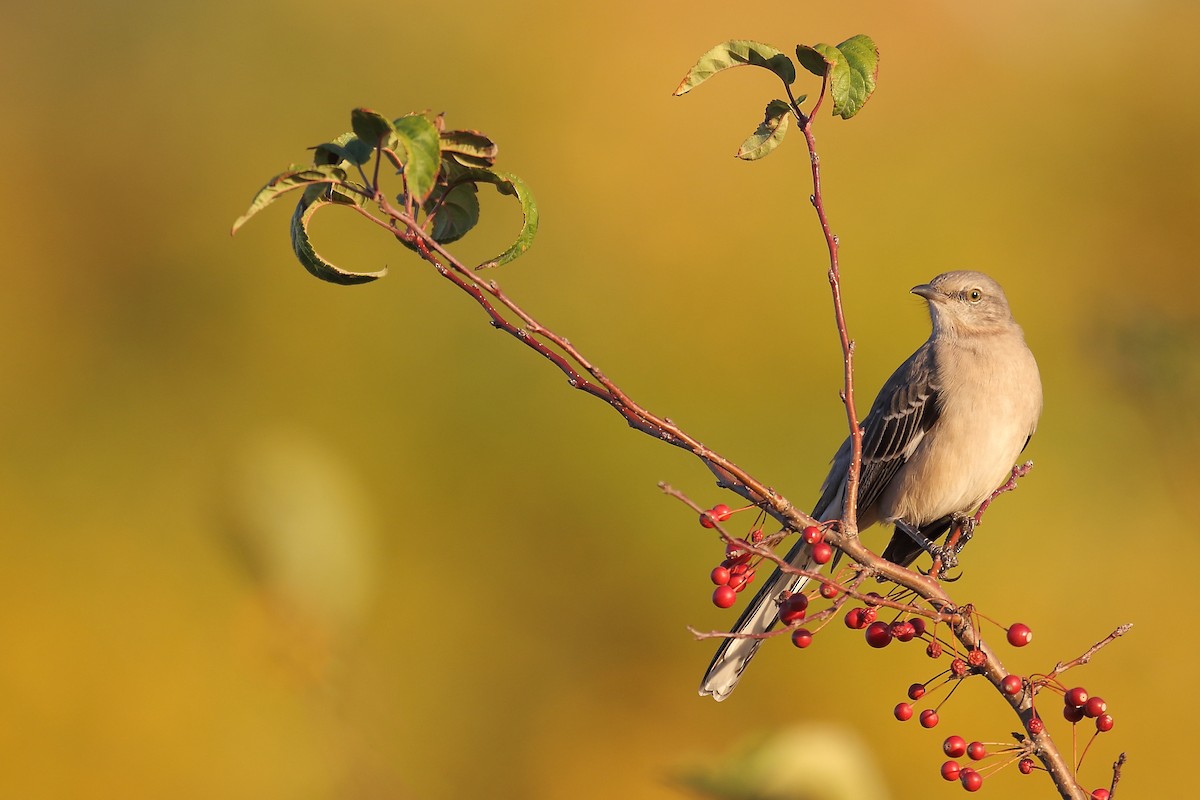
[674,36,879,160]
[232,109,539,283]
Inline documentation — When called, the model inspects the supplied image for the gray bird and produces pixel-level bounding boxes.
[700,270,1043,701]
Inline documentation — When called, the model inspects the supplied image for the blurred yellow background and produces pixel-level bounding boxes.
[2,1,1196,798]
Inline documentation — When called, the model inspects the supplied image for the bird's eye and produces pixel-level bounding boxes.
[967,288,983,303]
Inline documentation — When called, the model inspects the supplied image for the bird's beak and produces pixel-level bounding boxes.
[911,283,943,302]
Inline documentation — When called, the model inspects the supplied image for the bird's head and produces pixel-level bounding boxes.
[911,271,1016,337]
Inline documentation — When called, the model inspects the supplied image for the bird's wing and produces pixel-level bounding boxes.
[815,342,941,520]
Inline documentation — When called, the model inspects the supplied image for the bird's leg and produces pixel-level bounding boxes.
[949,514,977,555]
[894,519,958,571]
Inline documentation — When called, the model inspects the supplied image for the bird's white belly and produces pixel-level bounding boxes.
[880,374,1034,525]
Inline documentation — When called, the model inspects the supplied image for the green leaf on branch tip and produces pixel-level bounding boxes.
[391,114,442,205]
[831,35,878,120]
[311,132,374,167]
[797,36,879,120]
[440,129,498,168]
[737,99,793,161]
[350,107,395,146]
[290,185,386,285]
[674,40,796,96]
[796,43,837,78]
[230,164,350,235]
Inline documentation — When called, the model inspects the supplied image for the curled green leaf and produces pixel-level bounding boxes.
[231,164,349,235]
[439,168,538,269]
[674,40,796,96]
[440,129,498,168]
[737,99,793,161]
[291,185,387,285]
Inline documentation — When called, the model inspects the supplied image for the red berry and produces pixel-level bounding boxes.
[802,525,823,544]
[1006,623,1033,647]
[1096,714,1114,732]
[1001,675,1023,695]
[819,582,839,599]
[1084,696,1107,718]
[699,511,716,529]
[960,768,983,792]
[791,628,814,649]
[950,658,969,677]
[709,566,730,586]
[926,640,944,659]
[778,592,809,624]
[966,741,987,761]
[712,504,732,521]
[860,606,878,625]
[942,735,967,758]
[891,621,917,642]
[749,528,764,543]
[1091,790,1110,800]
[967,648,986,667]
[909,617,928,637]
[865,621,893,648]
[1027,716,1044,734]
[894,702,914,721]
[728,572,748,591]
[1063,705,1084,723]
[940,760,961,782]
[1065,686,1089,708]
[725,542,747,561]
[919,709,939,728]
[712,585,737,609]
[811,541,833,564]
[907,682,926,701]
[844,608,866,629]
[1018,758,1035,775]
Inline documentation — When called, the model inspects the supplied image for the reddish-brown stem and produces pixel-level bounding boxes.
[1048,624,1134,679]
[796,76,863,533]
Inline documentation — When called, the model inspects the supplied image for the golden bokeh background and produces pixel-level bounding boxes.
[3,1,1196,798]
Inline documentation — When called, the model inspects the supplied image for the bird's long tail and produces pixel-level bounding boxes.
[697,536,819,701]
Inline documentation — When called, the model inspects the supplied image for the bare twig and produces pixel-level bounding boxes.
[1049,624,1135,679]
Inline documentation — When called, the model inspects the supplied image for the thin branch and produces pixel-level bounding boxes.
[797,75,863,534]
[1049,624,1134,679]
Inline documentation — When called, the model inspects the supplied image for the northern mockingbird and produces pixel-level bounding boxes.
[700,270,1042,701]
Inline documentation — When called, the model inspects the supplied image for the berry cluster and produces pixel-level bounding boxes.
[704,503,764,609]
[693,500,1121,798]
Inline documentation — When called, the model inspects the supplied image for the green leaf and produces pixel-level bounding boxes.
[427,181,481,245]
[796,43,838,78]
[832,35,879,120]
[443,168,538,269]
[797,37,879,120]
[311,132,374,167]
[290,185,387,285]
[440,129,498,168]
[674,40,796,96]
[391,114,442,204]
[736,99,793,161]
[350,107,395,146]
[231,164,349,235]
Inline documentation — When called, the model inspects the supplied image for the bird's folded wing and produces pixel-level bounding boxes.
[816,343,941,519]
